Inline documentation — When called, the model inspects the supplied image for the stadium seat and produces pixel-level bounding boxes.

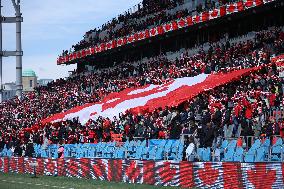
[0,146,9,157]
[233,147,244,162]
[244,139,261,162]
[103,142,116,158]
[155,141,166,160]
[113,146,126,159]
[168,140,181,160]
[81,143,89,156]
[197,148,204,161]
[251,139,261,150]
[126,141,137,158]
[222,140,237,162]
[148,146,157,160]
[133,145,144,160]
[203,148,211,161]
[197,147,211,161]
[274,138,283,146]
[136,140,142,146]
[65,144,75,158]
[140,140,147,147]
[261,138,271,154]
[175,142,184,161]
[227,140,237,150]
[271,138,283,161]
[6,149,12,157]
[164,140,173,160]
[223,147,235,162]
[217,140,229,160]
[41,149,48,158]
[12,135,283,163]
[141,146,149,160]
[255,147,266,162]
[123,140,130,148]
[87,144,97,158]
[220,140,229,152]
[33,144,41,157]
[76,148,84,158]
[96,142,106,158]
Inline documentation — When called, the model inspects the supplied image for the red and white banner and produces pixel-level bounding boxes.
[244,0,264,7]
[41,67,256,124]
[2,157,284,188]
[209,6,227,20]
[227,1,245,14]
[57,0,277,65]
[271,54,284,63]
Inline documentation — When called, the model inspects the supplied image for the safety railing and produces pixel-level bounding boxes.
[185,135,284,162]
[186,148,284,162]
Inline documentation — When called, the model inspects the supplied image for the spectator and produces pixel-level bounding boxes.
[185,136,196,161]
[25,140,35,157]
[58,145,64,159]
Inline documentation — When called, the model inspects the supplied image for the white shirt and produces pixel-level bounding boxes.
[186,143,195,157]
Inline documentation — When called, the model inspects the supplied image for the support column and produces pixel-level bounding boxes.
[0,0,3,102]
[14,1,23,98]
[0,0,23,101]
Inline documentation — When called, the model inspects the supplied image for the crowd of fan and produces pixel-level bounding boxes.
[64,0,238,54]
[40,64,284,146]
[0,27,283,156]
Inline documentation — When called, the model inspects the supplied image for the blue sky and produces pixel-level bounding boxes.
[2,0,141,82]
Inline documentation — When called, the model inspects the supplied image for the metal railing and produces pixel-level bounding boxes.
[185,135,284,162]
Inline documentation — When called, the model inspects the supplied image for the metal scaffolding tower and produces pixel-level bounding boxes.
[0,0,23,102]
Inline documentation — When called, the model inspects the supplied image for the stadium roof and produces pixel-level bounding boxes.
[57,0,280,65]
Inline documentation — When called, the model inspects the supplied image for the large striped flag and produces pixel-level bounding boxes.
[41,67,257,125]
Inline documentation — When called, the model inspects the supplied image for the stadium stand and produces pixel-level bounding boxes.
[1,0,284,188]
[0,0,283,166]
[0,26,283,163]
[64,0,235,53]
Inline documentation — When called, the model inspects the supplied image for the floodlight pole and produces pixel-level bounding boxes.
[12,0,23,99]
[0,0,2,102]
[0,0,24,102]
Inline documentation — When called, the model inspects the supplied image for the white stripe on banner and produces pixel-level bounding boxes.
[61,74,208,124]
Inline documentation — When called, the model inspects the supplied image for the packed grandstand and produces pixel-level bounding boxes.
[0,0,284,188]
